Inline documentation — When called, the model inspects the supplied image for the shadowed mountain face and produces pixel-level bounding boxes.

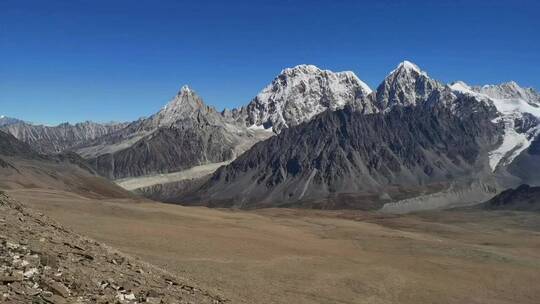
[185,94,501,209]
[0,130,132,199]
[88,125,236,179]
[0,129,42,159]
[482,184,540,211]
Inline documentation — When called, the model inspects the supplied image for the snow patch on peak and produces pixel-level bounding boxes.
[390,60,427,76]
[282,64,321,74]
[450,80,540,171]
[450,81,483,98]
[450,81,470,90]
[179,85,192,94]
[242,65,374,133]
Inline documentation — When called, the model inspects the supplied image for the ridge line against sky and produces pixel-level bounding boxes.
[1,0,539,125]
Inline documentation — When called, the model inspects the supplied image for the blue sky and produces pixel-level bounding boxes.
[1,0,539,125]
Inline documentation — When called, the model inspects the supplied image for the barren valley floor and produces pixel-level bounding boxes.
[7,188,540,304]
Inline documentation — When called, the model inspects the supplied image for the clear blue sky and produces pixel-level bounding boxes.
[1,0,539,125]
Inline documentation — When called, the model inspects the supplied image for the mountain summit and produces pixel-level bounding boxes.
[375,60,442,111]
[236,64,373,133]
[148,85,223,129]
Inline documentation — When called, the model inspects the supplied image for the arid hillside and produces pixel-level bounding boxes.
[7,188,540,304]
[0,192,226,303]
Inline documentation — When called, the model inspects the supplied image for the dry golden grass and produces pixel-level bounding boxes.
[8,188,540,304]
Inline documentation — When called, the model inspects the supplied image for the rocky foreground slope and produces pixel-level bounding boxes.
[0,192,226,303]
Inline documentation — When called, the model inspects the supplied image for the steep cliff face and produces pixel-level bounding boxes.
[234,64,373,133]
[374,61,443,111]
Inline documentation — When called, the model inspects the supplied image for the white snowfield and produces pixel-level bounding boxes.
[450,81,540,171]
[114,161,231,191]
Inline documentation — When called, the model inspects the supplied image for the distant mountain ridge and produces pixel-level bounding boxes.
[0,115,25,127]
[184,62,502,209]
[1,120,128,154]
[4,61,540,212]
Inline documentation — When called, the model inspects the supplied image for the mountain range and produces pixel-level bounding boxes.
[3,61,540,211]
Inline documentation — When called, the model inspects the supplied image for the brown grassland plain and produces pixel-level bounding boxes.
[7,188,540,304]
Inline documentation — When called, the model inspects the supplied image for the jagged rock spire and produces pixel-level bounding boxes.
[375,60,442,111]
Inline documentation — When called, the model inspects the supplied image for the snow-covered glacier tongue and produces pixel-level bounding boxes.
[450,81,540,171]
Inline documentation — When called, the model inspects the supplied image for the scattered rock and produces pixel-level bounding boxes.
[0,192,226,303]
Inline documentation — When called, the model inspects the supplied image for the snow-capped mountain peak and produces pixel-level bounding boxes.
[479,81,540,104]
[166,85,204,109]
[151,86,216,128]
[239,64,374,133]
[389,60,427,77]
[179,84,192,94]
[280,64,322,75]
[375,61,442,111]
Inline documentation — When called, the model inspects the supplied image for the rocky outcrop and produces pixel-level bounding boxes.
[0,192,226,303]
[482,184,540,211]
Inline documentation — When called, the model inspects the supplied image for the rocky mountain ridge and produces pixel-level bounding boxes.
[182,63,504,209]
[0,116,25,127]
[1,121,128,154]
[4,62,540,211]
